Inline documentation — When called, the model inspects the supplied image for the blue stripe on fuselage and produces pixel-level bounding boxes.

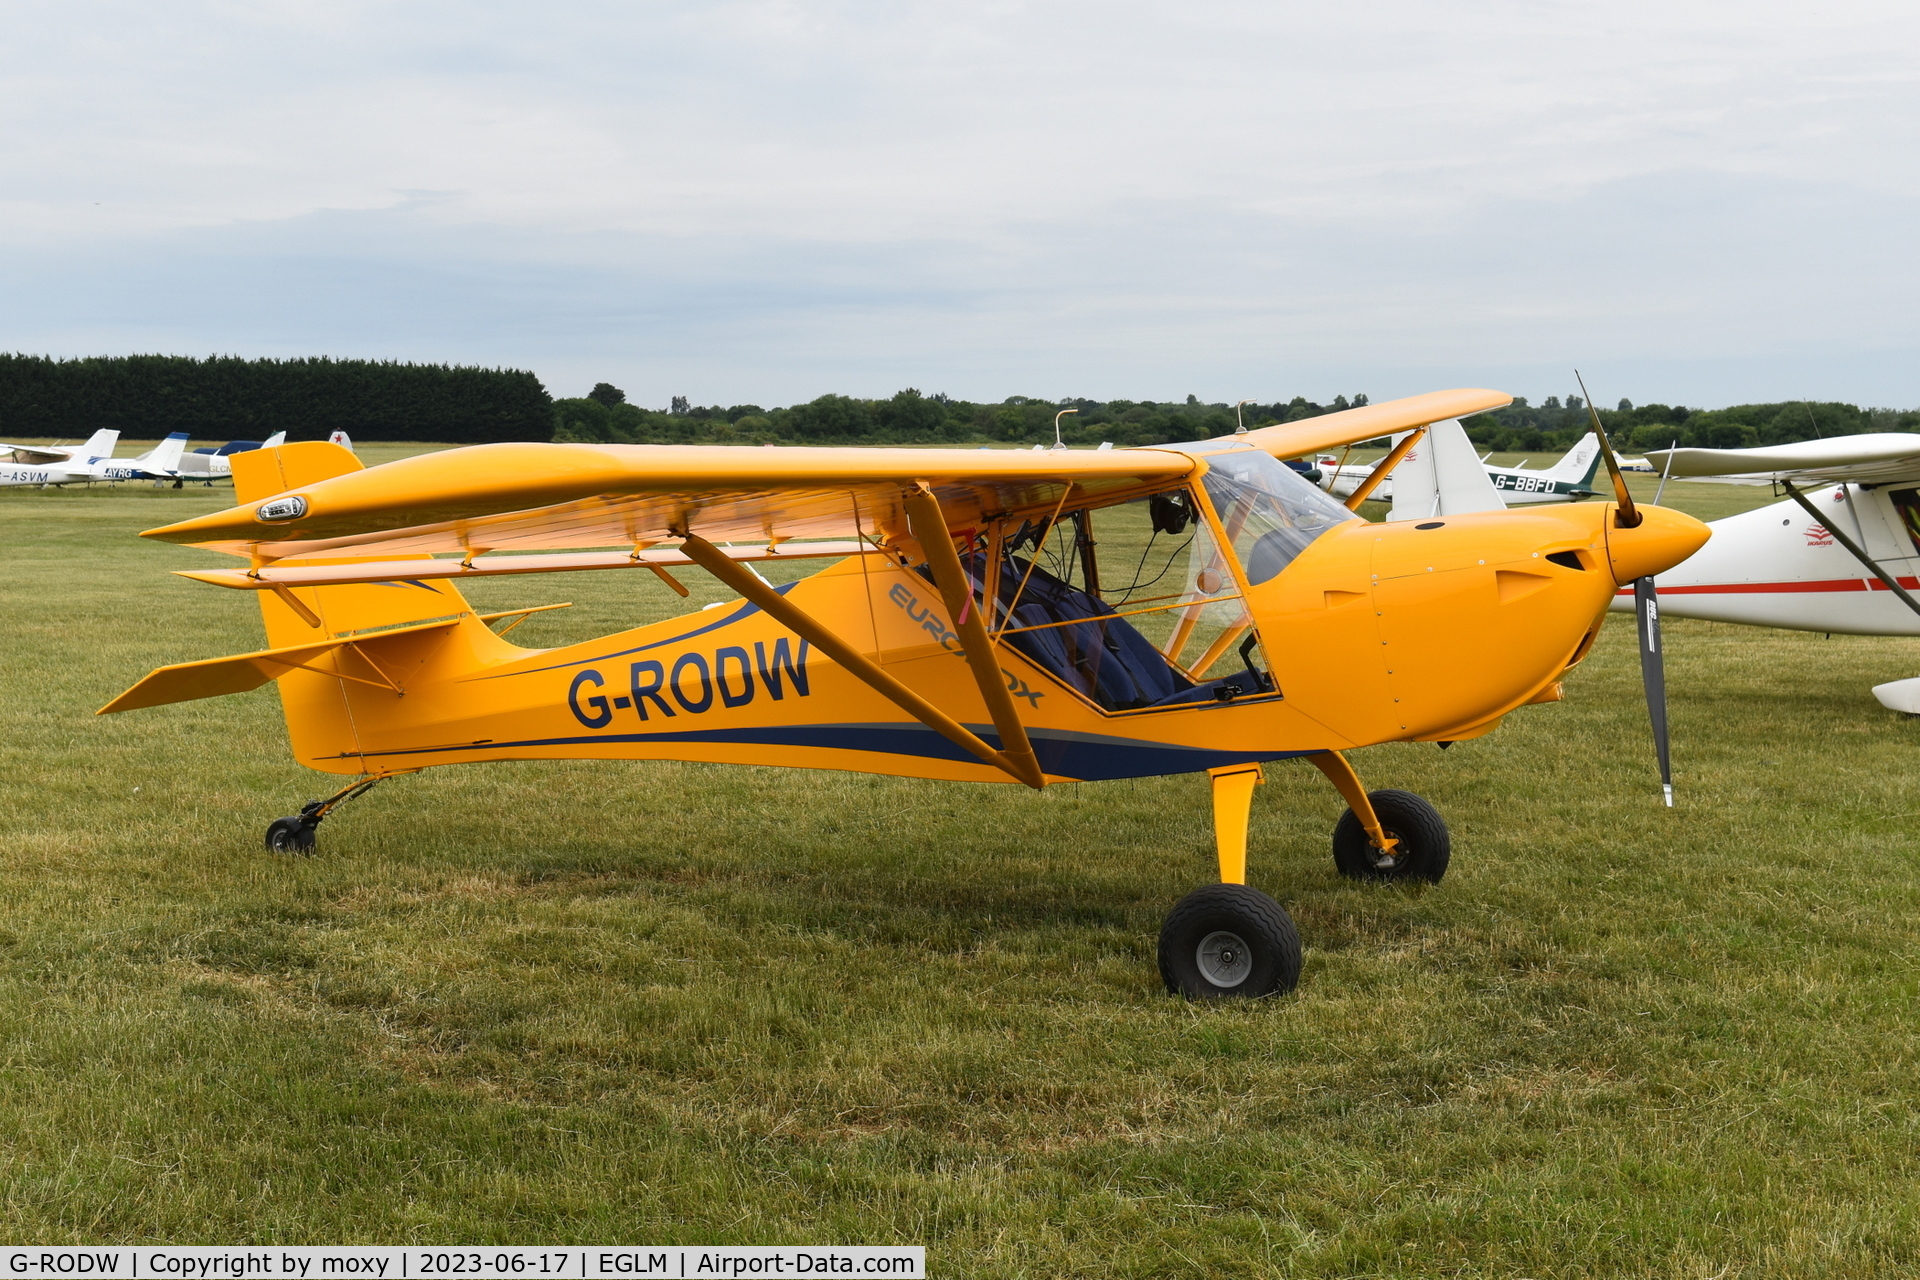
[339,721,1313,781]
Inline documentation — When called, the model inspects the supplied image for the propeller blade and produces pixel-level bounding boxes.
[1574,370,1641,529]
[1633,575,1673,806]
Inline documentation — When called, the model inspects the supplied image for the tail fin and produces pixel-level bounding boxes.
[326,429,352,450]
[223,441,492,768]
[79,428,119,461]
[1388,419,1506,521]
[1544,432,1605,489]
[263,430,287,448]
[137,431,191,476]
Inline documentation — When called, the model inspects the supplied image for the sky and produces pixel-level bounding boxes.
[4,0,1919,410]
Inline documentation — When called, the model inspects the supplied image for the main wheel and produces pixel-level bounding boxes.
[1158,883,1302,999]
[1332,788,1449,883]
[264,817,316,855]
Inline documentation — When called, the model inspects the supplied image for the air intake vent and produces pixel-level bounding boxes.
[1545,550,1587,571]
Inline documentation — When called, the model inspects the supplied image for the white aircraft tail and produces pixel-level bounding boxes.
[264,430,287,448]
[326,429,352,451]
[79,428,120,460]
[1543,432,1605,488]
[136,432,191,475]
[1388,419,1507,521]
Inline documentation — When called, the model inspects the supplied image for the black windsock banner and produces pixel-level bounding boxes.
[1633,576,1673,807]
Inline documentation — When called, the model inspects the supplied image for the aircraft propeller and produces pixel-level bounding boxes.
[1575,371,1673,806]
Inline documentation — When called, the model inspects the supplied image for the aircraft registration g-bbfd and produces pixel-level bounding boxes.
[1316,427,1605,506]
[101,389,1707,998]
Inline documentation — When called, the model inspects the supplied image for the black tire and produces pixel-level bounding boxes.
[265,817,315,855]
[1158,883,1302,999]
[1332,788,1449,884]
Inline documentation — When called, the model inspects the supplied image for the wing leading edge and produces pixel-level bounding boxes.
[1644,434,1920,485]
[141,389,1515,561]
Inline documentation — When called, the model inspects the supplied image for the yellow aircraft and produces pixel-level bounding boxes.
[101,389,1707,998]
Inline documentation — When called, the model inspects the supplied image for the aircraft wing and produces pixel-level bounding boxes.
[141,442,1196,560]
[140,388,1516,562]
[1644,433,1920,485]
[1241,389,1513,460]
[1,442,75,464]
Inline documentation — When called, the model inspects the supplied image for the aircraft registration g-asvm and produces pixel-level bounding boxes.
[102,390,1707,998]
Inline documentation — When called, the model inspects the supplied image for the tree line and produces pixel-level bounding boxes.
[0,354,552,444]
[1459,395,1920,454]
[6,354,1912,453]
[562,385,1920,453]
[555,385,1374,448]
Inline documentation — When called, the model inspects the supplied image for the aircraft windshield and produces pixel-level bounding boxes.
[1199,448,1361,586]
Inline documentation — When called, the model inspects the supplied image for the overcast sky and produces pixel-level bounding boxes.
[4,0,1917,408]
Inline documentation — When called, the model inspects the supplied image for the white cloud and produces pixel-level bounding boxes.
[3,0,1918,405]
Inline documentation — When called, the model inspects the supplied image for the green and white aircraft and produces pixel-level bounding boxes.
[1318,429,1605,506]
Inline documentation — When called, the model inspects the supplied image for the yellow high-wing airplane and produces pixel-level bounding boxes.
[101,389,1707,998]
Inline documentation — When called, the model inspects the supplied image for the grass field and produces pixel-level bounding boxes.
[5,449,1920,1275]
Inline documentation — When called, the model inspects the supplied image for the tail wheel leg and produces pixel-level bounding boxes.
[263,775,389,855]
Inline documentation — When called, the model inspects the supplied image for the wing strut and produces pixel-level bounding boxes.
[1344,428,1426,510]
[676,533,1047,789]
[902,487,1045,788]
[1781,481,1920,620]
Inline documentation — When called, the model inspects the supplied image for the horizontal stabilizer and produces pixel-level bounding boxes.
[99,638,352,713]
[98,616,463,714]
[174,540,881,590]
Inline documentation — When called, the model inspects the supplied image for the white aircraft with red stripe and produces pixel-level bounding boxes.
[1611,434,1920,708]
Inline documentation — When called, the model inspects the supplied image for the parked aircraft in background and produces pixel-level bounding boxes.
[179,432,287,481]
[0,430,124,486]
[98,433,193,484]
[1317,430,1605,507]
[1,429,119,469]
[328,430,354,450]
[0,431,205,486]
[1617,434,1920,711]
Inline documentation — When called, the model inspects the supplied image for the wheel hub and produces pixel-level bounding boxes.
[1196,930,1252,988]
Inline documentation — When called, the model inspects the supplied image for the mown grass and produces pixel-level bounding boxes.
[4,458,1920,1276]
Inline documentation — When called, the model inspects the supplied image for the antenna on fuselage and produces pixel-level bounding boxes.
[1234,400,1254,435]
[1052,409,1077,450]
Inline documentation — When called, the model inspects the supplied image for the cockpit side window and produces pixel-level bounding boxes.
[1199,448,1362,586]
[951,484,1285,712]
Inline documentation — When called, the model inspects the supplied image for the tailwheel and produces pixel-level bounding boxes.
[1158,883,1302,999]
[264,816,316,855]
[260,775,390,856]
[1332,788,1450,884]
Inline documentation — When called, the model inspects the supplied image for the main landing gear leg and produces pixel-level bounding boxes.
[1157,764,1303,999]
[1308,750,1450,883]
[264,775,389,855]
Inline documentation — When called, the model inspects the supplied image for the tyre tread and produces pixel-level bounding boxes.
[1157,883,1302,999]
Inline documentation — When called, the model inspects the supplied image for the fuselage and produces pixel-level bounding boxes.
[1611,482,1920,635]
[258,488,1705,781]
[0,461,78,486]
